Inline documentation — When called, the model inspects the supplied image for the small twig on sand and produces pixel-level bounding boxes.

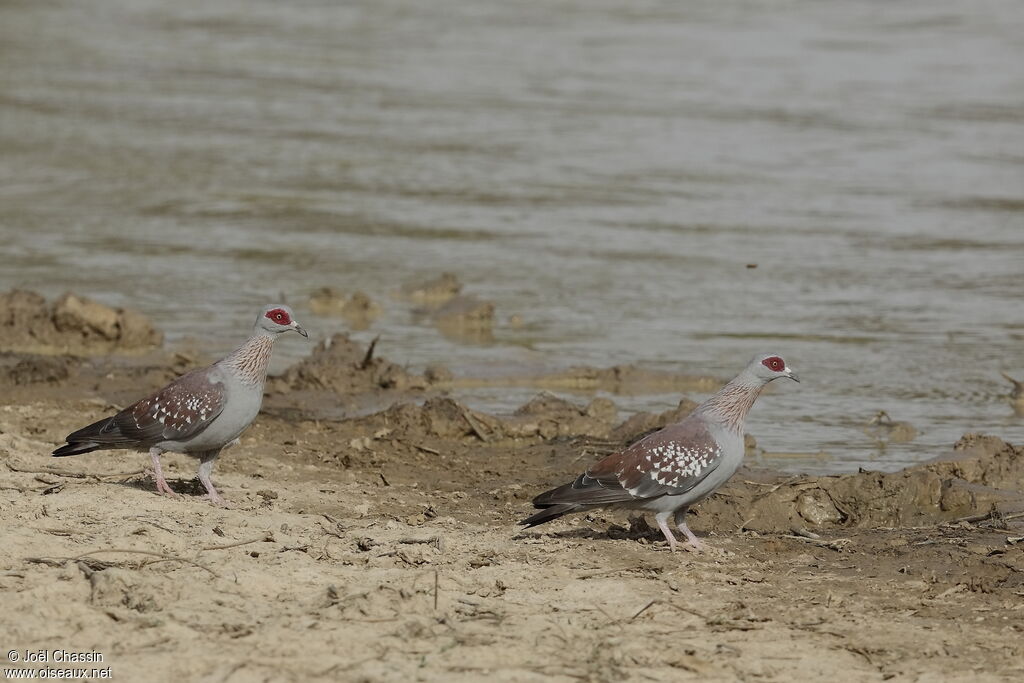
[398,440,440,455]
[6,463,144,480]
[459,406,491,442]
[378,472,391,487]
[23,557,66,568]
[790,527,822,540]
[750,475,805,500]
[782,535,851,551]
[359,335,381,370]
[398,536,445,551]
[630,599,708,623]
[664,602,710,620]
[630,599,658,621]
[576,566,638,580]
[200,533,275,552]
[73,549,219,577]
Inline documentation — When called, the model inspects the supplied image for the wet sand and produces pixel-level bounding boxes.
[1,307,1022,682]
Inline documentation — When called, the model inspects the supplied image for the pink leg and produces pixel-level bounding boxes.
[197,451,228,507]
[149,448,179,497]
[675,507,704,551]
[654,511,679,552]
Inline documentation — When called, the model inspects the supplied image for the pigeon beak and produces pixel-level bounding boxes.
[292,322,309,338]
[785,367,800,383]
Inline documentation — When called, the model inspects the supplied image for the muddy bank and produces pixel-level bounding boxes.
[0,331,1022,680]
[0,290,162,355]
[0,398,1021,682]
[699,434,1024,534]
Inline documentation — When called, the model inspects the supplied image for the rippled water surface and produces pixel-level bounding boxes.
[2,0,1022,472]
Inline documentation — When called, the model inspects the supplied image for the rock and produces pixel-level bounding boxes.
[0,289,162,354]
[117,308,163,348]
[796,490,844,525]
[53,293,120,340]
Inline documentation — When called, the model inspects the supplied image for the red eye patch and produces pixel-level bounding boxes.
[265,308,291,325]
[762,356,784,372]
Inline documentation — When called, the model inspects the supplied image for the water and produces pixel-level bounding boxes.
[2,0,1022,473]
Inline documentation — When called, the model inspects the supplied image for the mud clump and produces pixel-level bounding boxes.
[430,295,495,343]
[0,290,162,355]
[611,398,698,442]
[394,272,462,308]
[272,333,428,394]
[4,354,78,385]
[863,410,917,444]
[700,434,1024,533]
[308,287,381,330]
[360,394,640,444]
[376,398,504,441]
[503,393,618,440]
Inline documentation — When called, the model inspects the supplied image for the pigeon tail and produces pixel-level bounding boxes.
[52,415,125,457]
[52,441,101,457]
[520,503,580,528]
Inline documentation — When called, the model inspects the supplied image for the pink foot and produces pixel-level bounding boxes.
[677,521,706,552]
[154,477,181,498]
[199,492,230,508]
[149,449,180,498]
[655,513,680,552]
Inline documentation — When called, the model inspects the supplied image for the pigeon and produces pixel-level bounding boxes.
[521,353,798,551]
[52,304,307,505]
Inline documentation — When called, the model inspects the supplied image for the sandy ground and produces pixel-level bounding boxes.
[1,302,1023,682]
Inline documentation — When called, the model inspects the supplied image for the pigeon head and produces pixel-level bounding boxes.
[255,304,308,338]
[748,353,798,384]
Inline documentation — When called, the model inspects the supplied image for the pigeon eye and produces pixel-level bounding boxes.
[762,356,784,372]
[265,308,290,325]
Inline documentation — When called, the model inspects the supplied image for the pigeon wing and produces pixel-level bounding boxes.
[112,367,227,443]
[534,418,724,508]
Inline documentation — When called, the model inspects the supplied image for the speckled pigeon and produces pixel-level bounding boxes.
[521,353,798,551]
[53,304,307,505]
